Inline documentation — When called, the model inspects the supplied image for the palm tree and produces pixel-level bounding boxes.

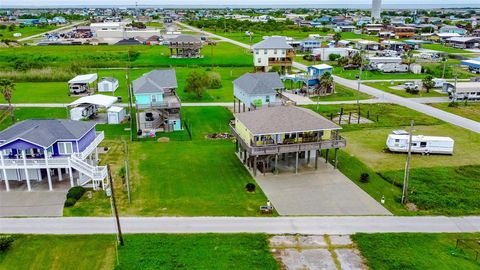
[0,79,15,123]
[318,72,334,96]
[333,32,341,45]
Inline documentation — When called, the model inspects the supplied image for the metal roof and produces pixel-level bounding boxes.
[68,94,118,108]
[235,106,341,135]
[253,37,293,49]
[132,69,178,94]
[0,119,95,148]
[68,73,98,84]
[234,72,284,96]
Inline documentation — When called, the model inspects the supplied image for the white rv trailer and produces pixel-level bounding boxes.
[386,130,454,155]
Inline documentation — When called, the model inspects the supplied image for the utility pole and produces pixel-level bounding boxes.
[108,164,124,246]
[123,140,131,204]
[126,51,133,142]
[401,120,414,205]
[356,50,363,115]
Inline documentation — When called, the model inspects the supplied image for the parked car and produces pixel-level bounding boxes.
[403,82,419,91]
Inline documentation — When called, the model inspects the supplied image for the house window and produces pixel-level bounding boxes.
[264,50,267,54]
[395,139,400,142]
[255,50,259,55]
[266,96,270,102]
[257,58,261,63]
[58,142,73,155]
[151,94,157,103]
[274,49,277,54]
[420,142,427,148]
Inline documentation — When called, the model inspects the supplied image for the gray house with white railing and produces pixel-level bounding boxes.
[0,119,107,191]
[133,69,182,133]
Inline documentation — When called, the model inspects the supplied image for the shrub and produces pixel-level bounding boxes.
[64,197,77,207]
[66,186,86,201]
[360,173,370,183]
[207,72,222,89]
[0,235,14,252]
[328,53,341,61]
[448,101,458,107]
[245,183,256,192]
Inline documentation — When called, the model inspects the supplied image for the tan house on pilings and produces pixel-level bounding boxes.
[230,106,346,176]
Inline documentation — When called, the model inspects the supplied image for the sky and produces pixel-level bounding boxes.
[2,0,480,7]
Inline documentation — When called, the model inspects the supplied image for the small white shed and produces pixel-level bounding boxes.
[107,106,126,124]
[98,77,119,92]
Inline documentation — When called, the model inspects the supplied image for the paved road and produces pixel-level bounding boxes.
[180,22,480,134]
[1,216,479,234]
[17,21,85,42]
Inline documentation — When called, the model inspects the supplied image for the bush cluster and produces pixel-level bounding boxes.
[64,186,86,207]
[0,235,14,252]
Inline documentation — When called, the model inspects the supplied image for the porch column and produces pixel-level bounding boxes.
[58,168,63,181]
[315,150,319,170]
[243,150,247,164]
[68,161,74,187]
[253,156,257,176]
[95,147,99,163]
[275,154,279,175]
[47,169,53,191]
[325,149,330,164]
[295,151,299,174]
[334,148,339,170]
[307,150,310,164]
[22,150,31,191]
[1,154,9,191]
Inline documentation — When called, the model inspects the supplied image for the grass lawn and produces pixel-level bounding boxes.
[354,233,480,270]
[64,107,270,216]
[422,44,470,54]
[365,82,447,98]
[380,166,480,215]
[0,25,58,40]
[4,66,251,103]
[341,124,480,171]
[0,234,278,270]
[0,42,252,69]
[309,83,373,102]
[0,235,116,270]
[430,102,480,122]
[306,103,480,215]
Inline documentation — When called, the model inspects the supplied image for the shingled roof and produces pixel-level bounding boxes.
[0,119,95,148]
[132,69,178,94]
[234,72,284,95]
[235,106,341,135]
[253,36,293,49]
[170,34,202,43]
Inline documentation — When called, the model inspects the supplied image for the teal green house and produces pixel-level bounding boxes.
[133,69,182,132]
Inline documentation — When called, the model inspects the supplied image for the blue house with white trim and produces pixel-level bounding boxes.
[0,119,107,192]
[133,69,182,133]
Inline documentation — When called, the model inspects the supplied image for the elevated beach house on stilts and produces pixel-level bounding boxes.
[133,69,182,134]
[230,106,346,175]
[0,119,107,191]
[169,34,203,58]
[233,72,285,112]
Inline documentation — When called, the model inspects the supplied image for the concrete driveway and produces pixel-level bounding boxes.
[255,162,391,216]
[0,190,67,217]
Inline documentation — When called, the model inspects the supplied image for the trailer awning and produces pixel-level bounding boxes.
[68,73,98,84]
[68,94,118,108]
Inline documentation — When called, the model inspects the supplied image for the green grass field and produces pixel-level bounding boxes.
[310,83,373,101]
[354,233,480,270]
[0,42,252,69]
[380,166,480,215]
[0,234,278,270]
[422,44,470,54]
[64,106,270,217]
[307,103,480,215]
[430,103,480,122]
[0,25,58,40]
[365,82,447,98]
[3,66,252,103]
